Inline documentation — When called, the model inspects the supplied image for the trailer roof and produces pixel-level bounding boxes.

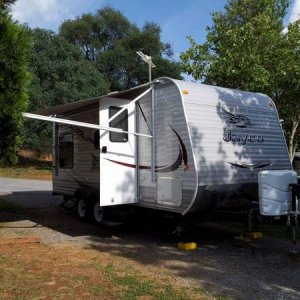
[30,77,272,117]
[33,82,150,116]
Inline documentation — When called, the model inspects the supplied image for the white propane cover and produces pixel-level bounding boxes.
[258,170,298,216]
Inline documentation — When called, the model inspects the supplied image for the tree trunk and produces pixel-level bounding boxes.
[289,117,300,162]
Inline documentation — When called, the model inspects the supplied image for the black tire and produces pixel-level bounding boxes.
[90,200,104,224]
[76,198,88,220]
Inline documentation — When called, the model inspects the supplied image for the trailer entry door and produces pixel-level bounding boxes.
[99,98,137,206]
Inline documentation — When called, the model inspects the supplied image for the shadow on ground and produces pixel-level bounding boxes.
[1,190,300,300]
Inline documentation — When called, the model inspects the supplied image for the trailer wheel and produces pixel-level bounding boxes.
[91,200,104,224]
[76,198,87,220]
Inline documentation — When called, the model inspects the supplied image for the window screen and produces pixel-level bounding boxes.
[109,106,128,142]
[59,133,74,169]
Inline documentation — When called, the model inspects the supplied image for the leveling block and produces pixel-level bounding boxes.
[178,242,197,250]
[243,232,263,240]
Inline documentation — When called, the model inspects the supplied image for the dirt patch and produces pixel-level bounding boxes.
[0,235,40,245]
[19,149,52,161]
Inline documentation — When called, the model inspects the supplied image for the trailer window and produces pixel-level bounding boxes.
[109,106,128,142]
[59,133,74,169]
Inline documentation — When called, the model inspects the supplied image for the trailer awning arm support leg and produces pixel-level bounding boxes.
[100,87,152,127]
[22,113,152,138]
[151,85,155,182]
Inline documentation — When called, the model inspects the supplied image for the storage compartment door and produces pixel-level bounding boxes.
[157,177,182,206]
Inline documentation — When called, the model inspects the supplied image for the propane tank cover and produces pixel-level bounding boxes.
[258,170,298,216]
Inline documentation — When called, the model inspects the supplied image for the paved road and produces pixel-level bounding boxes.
[0,177,55,209]
[0,177,52,194]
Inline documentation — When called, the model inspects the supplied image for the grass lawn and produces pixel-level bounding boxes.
[0,156,52,180]
[0,243,213,300]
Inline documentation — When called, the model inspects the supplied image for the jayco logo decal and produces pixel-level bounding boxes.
[223,109,264,144]
[223,109,251,128]
[223,130,264,144]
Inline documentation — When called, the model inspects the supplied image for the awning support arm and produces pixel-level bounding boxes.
[22,112,152,138]
[100,87,152,127]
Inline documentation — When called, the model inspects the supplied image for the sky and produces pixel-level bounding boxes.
[11,0,300,61]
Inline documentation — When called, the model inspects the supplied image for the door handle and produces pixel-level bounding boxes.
[101,146,107,153]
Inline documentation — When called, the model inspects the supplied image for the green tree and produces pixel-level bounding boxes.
[60,6,182,91]
[0,0,16,11]
[0,7,31,165]
[180,0,299,159]
[24,29,109,152]
[275,20,300,158]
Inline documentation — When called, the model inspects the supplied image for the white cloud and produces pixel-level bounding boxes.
[289,0,300,23]
[11,0,72,30]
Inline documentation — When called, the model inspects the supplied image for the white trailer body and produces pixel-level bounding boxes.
[26,78,292,215]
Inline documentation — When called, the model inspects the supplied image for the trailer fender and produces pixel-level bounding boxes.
[73,186,99,202]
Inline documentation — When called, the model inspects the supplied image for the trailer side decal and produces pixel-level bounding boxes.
[169,125,190,171]
[105,148,182,173]
[228,161,271,171]
[104,126,189,172]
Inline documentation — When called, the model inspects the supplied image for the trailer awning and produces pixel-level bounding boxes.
[23,82,153,139]
[33,83,150,117]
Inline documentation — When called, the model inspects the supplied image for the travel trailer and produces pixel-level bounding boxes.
[24,77,294,224]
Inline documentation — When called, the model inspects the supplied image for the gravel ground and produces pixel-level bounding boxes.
[0,177,300,300]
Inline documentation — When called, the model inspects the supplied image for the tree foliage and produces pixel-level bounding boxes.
[25,6,181,153]
[0,0,16,12]
[24,29,109,152]
[28,29,109,110]
[180,0,300,159]
[0,11,31,165]
[275,20,300,158]
[60,6,182,91]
